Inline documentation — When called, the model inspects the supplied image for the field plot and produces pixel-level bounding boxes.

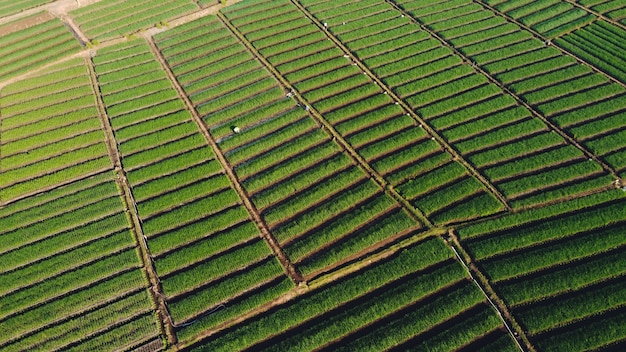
[577,0,626,25]
[459,191,626,351]
[0,58,111,203]
[299,0,613,209]
[155,14,420,279]
[70,0,199,41]
[483,0,596,37]
[92,39,292,340]
[0,172,161,351]
[0,14,81,82]
[400,0,626,178]
[189,238,517,351]
[556,20,626,83]
[0,0,54,18]
[221,0,506,224]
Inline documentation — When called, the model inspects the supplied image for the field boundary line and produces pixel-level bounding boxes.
[217,11,434,228]
[387,0,621,182]
[84,55,176,345]
[446,230,532,352]
[290,0,512,213]
[143,35,305,286]
[472,0,626,90]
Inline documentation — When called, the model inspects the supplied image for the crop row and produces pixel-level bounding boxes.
[381,0,616,207]
[224,0,503,224]
[93,39,287,335]
[458,192,626,347]
[0,16,81,82]
[482,0,596,37]
[0,59,111,202]
[0,167,159,351]
[458,188,624,239]
[71,0,199,41]
[191,237,515,351]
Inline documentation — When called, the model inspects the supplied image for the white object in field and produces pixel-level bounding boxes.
[304,105,310,111]
[233,126,241,133]
[323,22,328,28]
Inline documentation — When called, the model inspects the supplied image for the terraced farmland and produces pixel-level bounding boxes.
[0,0,625,351]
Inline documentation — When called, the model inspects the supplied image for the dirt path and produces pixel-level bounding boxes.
[84,56,177,344]
[143,34,305,286]
[0,0,100,26]
[0,12,53,36]
[447,230,531,352]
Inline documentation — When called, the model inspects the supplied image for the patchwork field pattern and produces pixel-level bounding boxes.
[0,0,625,350]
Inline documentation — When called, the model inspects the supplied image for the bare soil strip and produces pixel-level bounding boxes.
[143,35,305,286]
[84,56,176,344]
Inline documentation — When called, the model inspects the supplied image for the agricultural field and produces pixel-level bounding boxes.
[0,13,82,82]
[0,0,625,351]
[0,0,54,18]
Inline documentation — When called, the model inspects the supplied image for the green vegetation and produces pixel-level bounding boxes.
[1,0,624,350]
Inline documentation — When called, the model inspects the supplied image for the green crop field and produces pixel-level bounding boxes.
[0,0,624,351]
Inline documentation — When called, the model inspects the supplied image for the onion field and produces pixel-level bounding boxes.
[0,0,54,19]
[0,13,81,81]
[71,0,200,41]
[92,39,292,340]
[0,0,625,351]
[0,59,110,203]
